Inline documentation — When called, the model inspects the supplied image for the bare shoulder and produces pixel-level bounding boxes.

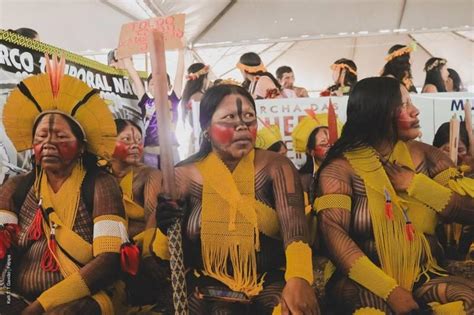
[135,164,162,180]
[254,149,295,171]
[422,84,438,93]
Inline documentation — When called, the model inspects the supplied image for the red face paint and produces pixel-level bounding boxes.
[33,143,43,163]
[313,145,328,159]
[249,125,257,141]
[397,109,412,130]
[209,124,235,145]
[113,142,130,160]
[56,140,79,161]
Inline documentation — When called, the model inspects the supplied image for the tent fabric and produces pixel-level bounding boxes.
[1,0,472,91]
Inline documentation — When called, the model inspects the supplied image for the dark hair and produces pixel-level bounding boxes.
[114,119,143,135]
[433,121,469,151]
[107,49,117,66]
[9,27,38,39]
[424,57,447,92]
[177,84,255,166]
[447,68,463,92]
[328,58,358,94]
[147,73,171,86]
[317,77,402,178]
[298,127,325,174]
[181,63,208,108]
[239,52,281,91]
[32,113,99,171]
[267,141,286,153]
[381,45,417,93]
[276,66,293,80]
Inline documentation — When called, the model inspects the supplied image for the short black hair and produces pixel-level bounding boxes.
[276,66,293,80]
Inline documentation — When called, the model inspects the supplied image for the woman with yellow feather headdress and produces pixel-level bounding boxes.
[148,84,319,314]
[315,77,474,314]
[255,120,288,156]
[0,56,130,314]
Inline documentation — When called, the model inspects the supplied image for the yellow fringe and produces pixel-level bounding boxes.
[344,142,442,291]
[407,173,453,211]
[352,307,385,314]
[196,150,263,297]
[429,301,466,315]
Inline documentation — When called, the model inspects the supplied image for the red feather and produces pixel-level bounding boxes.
[327,99,338,145]
[121,242,140,276]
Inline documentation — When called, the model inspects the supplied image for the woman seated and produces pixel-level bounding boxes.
[255,123,288,156]
[315,77,474,314]
[238,52,283,99]
[320,59,357,96]
[0,61,126,314]
[422,57,449,93]
[152,84,319,314]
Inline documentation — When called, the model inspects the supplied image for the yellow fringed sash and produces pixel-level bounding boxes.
[37,165,114,314]
[344,141,442,290]
[119,169,145,220]
[195,150,279,297]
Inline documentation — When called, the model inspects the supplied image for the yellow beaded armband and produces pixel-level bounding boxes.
[434,167,474,197]
[314,194,352,213]
[348,256,398,300]
[142,228,170,260]
[407,173,453,212]
[37,272,90,311]
[93,215,128,256]
[284,241,314,284]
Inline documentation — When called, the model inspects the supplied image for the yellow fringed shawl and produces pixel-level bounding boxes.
[344,141,444,290]
[195,150,279,297]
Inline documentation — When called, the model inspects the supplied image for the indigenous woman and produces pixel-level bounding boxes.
[315,77,474,314]
[422,57,449,93]
[237,52,282,99]
[0,58,128,314]
[255,123,288,156]
[151,84,318,314]
[177,63,210,160]
[381,44,417,93]
[320,59,358,96]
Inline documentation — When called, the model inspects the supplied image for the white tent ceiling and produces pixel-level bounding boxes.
[1,0,473,92]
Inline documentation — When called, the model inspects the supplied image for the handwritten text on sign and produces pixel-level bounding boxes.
[117,14,185,58]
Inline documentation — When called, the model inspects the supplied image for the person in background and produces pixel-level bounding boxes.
[8,27,39,40]
[238,52,282,99]
[276,65,309,98]
[381,43,417,93]
[255,123,288,156]
[446,68,465,92]
[320,58,358,96]
[422,57,449,93]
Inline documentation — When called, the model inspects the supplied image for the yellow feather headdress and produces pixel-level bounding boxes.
[2,54,116,159]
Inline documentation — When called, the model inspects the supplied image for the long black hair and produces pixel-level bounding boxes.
[423,57,447,92]
[181,63,208,107]
[382,45,417,93]
[328,58,358,94]
[317,77,402,179]
[447,68,463,92]
[176,84,256,166]
[239,52,281,91]
[299,127,322,175]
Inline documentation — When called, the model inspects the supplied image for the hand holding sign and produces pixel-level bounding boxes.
[116,14,185,59]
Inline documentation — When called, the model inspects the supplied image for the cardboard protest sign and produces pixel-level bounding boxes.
[117,14,185,58]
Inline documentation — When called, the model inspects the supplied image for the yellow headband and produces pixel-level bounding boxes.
[186,65,210,80]
[236,62,267,74]
[330,63,357,76]
[385,42,417,62]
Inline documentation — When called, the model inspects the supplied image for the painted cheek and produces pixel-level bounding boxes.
[313,146,328,159]
[209,124,234,145]
[33,144,43,163]
[113,142,129,160]
[397,109,411,130]
[249,125,257,141]
[137,144,144,155]
[57,141,79,160]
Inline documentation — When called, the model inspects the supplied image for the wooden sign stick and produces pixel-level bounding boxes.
[149,31,188,315]
[464,99,473,156]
